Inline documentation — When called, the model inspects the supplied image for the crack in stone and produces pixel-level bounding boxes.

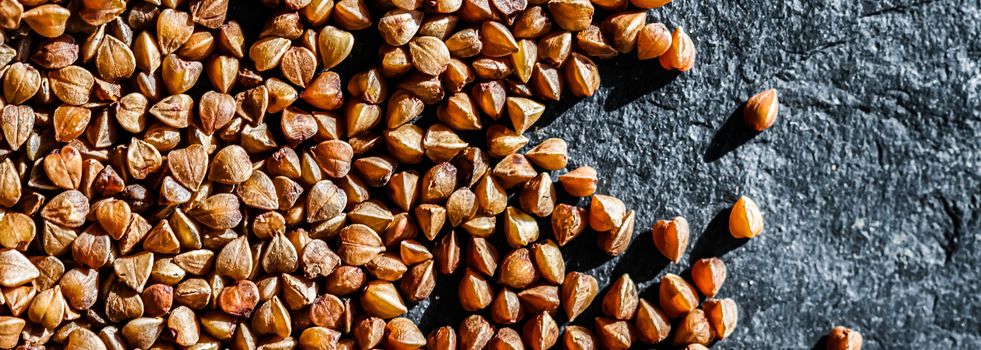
[938,196,964,265]
[785,39,852,62]
[874,138,886,167]
[860,0,943,18]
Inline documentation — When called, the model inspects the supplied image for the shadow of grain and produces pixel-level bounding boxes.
[811,335,829,350]
[688,208,750,263]
[703,104,762,162]
[609,232,672,285]
[599,55,680,112]
[534,55,681,132]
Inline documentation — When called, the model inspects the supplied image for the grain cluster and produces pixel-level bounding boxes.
[0,0,801,348]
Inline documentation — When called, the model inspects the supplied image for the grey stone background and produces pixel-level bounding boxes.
[409,0,981,348]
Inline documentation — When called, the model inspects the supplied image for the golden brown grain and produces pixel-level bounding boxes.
[652,216,690,262]
[730,195,764,238]
[691,257,727,297]
[744,88,780,131]
[658,273,700,318]
[826,326,863,350]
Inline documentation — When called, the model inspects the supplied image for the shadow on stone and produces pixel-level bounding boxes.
[532,95,584,132]
[562,230,609,273]
[534,55,679,131]
[703,104,762,162]
[688,208,750,263]
[599,55,680,112]
[811,335,829,350]
[610,232,671,286]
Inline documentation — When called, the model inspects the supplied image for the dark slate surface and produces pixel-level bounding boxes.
[403,0,981,348]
